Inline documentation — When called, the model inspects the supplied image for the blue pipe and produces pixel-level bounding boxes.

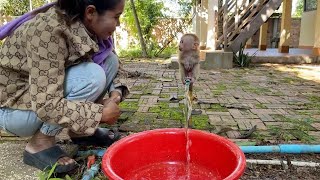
[81,163,100,180]
[240,144,320,154]
[77,144,320,156]
[77,149,106,157]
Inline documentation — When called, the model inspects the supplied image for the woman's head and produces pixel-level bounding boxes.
[57,0,125,40]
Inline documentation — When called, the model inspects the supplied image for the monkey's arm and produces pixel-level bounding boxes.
[179,63,186,84]
[189,62,200,83]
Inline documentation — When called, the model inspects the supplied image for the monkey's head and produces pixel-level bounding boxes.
[179,34,199,52]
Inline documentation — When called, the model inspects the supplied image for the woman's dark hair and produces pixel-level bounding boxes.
[57,0,123,20]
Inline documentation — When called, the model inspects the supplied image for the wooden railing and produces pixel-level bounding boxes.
[216,0,271,50]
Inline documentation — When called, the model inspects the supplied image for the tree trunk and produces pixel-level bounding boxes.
[129,0,147,57]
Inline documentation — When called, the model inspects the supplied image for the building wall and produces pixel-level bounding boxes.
[250,17,301,48]
[299,11,316,48]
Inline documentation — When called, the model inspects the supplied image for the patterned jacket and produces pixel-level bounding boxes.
[0,6,128,135]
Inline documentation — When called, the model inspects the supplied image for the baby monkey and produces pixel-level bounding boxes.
[178,33,200,100]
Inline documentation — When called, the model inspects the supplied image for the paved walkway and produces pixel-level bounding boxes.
[118,61,320,144]
[244,48,319,64]
[1,60,320,179]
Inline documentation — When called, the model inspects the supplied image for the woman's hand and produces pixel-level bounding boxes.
[107,91,121,105]
[101,100,121,124]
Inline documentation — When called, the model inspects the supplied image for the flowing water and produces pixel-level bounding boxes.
[184,79,193,179]
[125,80,221,180]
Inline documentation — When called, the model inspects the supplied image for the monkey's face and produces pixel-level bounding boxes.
[179,36,197,52]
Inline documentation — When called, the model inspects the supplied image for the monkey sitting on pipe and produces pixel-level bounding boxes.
[178,33,200,101]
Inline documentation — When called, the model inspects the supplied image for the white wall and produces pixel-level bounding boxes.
[299,11,316,47]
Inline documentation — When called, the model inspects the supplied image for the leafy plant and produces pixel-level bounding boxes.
[120,0,194,58]
[122,0,164,50]
[118,47,144,58]
[38,163,75,180]
[0,0,46,16]
[293,0,304,17]
[233,43,256,67]
[118,45,176,59]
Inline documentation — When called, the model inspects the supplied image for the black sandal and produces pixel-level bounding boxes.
[71,128,121,147]
[23,145,77,173]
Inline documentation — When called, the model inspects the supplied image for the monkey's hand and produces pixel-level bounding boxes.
[190,77,196,83]
[186,72,196,83]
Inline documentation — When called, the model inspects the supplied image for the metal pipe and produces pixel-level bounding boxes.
[246,159,320,167]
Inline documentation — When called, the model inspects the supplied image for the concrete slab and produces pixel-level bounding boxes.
[201,50,233,69]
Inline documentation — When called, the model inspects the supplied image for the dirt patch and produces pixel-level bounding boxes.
[241,153,320,180]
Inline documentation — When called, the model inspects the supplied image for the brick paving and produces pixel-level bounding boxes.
[1,62,320,144]
[1,61,320,179]
[116,61,320,144]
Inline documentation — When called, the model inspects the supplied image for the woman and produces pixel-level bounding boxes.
[0,0,128,173]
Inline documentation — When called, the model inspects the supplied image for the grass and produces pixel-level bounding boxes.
[38,163,75,180]
[37,159,108,180]
[149,102,169,110]
[160,109,184,120]
[255,103,267,109]
[242,85,271,95]
[119,101,139,111]
[130,112,158,124]
[118,46,176,59]
[118,112,134,123]
[236,80,250,86]
[268,91,285,96]
[128,94,142,99]
[130,85,144,91]
[149,102,184,121]
[280,77,303,84]
[142,88,153,95]
[308,95,320,102]
[131,83,156,95]
[168,88,178,92]
[159,93,170,98]
[252,132,268,143]
[269,115,316,143]
[212,83,227,96]
[190,115,209,129]
[305,95,320,110]
[207,104,228,112]
[269,126,296,142]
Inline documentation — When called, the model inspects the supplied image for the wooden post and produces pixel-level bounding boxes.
[235,0,239,29]
[278,0,292,53]
[245,38,252,48]
[312,0,320,56]
[200,0,208,50]
[223,0,228,51]
[193,2,201,38]
[259,22,268,50]
[206,0,219,50]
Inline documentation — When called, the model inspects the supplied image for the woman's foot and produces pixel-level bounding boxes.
[69,128,121,147]
[25,131,75,166]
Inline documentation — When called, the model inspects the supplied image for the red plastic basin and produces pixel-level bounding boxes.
[102,128,246,180]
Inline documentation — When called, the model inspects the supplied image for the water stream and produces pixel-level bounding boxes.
[126,80,220,180]
[184,79,193,180]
